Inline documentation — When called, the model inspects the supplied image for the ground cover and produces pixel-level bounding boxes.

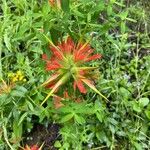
[0,0,150,149]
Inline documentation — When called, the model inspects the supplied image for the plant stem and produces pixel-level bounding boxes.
[0,38,2,78]
[3,125,15,150]
[1,112,14,150]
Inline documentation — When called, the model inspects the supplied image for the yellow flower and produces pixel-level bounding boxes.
[12,77,18,83]
[19,76,24,81]
[8,70,26,83]
[23,79,27,82]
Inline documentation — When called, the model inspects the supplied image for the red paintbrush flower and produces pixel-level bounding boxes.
[23,145,40,150]
[41,36,108,105]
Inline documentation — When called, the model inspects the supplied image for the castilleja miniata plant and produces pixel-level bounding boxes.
[41,36,108,105]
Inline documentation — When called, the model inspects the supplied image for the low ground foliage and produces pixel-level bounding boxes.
[0,0,150,150]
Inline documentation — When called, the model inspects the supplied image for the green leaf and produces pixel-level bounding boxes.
[110,0,116,3]
[41,73,70,106]
[107,5,112,16]
[126,17,137,23]
[81,78,109,102]
[145,110,150,119]
[11,86,28,97]
[119,87,131,99]
[54,141,62,148]
[63,143,70,149]
[119,11,128,20]
[61,0,70,12]
[74,114,86,124]
[60,113,74,123]
[26,101,34,111]
[73,9,85,18]
[134,142,143,150]
[139,98,149,107]
[4,32,11,51]
[16,53,25,64]
[96,112,103,122]
[133,102,141,113]
[16,86,28,93]
[40,74,60,87]
[87,13,91,23]
[42,3,50,15]
[121,21,126,33]
[12,118,23,141]
[11,90,25,97]
[96,1,105,11]
[50,28,62,44]
[18,112,28,126]
[94,100,103,112]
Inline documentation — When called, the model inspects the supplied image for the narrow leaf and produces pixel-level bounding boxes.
[77,66,98,71]
[61,0,70,12]
[41,73,69,106]
[40,74,60,87]
[81,79,109,102]
[74,114,86,124]
[18,112,28,126]
[60,113,74,123]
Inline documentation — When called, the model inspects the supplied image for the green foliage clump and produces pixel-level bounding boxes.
[0,0,150,149]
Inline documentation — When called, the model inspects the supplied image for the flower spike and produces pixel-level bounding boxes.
[41,36,108,105]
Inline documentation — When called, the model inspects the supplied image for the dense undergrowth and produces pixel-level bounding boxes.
[0,0,150,150]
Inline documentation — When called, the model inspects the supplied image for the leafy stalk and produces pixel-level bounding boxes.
[0,38,2,78]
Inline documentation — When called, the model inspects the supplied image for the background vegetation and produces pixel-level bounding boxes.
[0,0,150,149]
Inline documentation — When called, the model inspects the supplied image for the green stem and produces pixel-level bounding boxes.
[1,113,14,150]
[3,125,15,150]
[0,38,2,78]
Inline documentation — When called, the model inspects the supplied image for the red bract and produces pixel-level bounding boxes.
[49,0,55,6]
[48,0,61,8]
[41,36,108,105]
[53,91,82,109]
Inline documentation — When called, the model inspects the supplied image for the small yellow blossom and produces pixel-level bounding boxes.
[23,79,27,82]
[8,70,26,83]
